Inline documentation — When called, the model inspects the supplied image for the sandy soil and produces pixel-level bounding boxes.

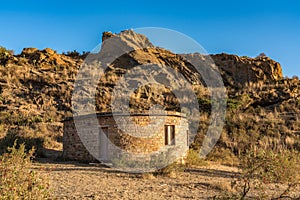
[33,159,241,200]
[32,157,299,200]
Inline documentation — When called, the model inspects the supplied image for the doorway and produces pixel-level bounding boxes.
[99,127,109,161]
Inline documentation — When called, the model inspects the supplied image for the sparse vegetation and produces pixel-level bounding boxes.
[241,149,299,184]
[0,46,13,65]
[0,141,51,199]
[185,149,207,167]
[0,40,299,198]
[0,128,44,155]
[155,161,185,177]
[63,50,89,59]
[215,148,300,199]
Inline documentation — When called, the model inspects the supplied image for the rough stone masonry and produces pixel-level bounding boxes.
[63,111,189,166]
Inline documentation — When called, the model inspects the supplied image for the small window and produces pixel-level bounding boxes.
[187,130,189,147]
[165,125,175,145]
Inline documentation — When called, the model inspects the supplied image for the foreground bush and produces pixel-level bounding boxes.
[217,149,300,199]
[0,141,50,199]
[241,149,299,184]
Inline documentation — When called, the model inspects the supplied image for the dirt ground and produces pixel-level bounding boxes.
[33,158,240,200]
[32,157,299,200]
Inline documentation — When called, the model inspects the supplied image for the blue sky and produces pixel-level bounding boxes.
[0,0,299,77]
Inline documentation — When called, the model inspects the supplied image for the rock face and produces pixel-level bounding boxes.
[211,53,283,87]
[94,30,285,112]
[94,47,184,112]
[102,30,154,49]
[100,30,284,90]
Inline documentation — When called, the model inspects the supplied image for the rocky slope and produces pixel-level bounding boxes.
[0,30,299,158]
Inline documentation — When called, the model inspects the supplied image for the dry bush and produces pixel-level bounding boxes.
[0,141,51,199]
[155,162,185,178]
[0,128,44,156]
[216,149,300,199]
[185,149,207,167]
[209,180,234,193]
[141,173,156,180]
[207,148,239,166]
[241,149,300,184]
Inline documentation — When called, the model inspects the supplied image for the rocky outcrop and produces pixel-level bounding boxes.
[94,30,286,112]
[211,53,283,88]
[19,47,78,67]
[102,30,154,49]
[100,30,284,88]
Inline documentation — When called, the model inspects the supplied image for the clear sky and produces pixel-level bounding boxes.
[0,0,299,77]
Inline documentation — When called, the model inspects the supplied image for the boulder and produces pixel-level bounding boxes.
[21,48,39,57]
[43,48,56,55]
[211,53,283,87]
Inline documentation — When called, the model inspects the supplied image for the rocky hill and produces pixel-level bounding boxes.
[0,30,299,159]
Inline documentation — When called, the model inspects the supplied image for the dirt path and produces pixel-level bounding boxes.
[33,159,240,199]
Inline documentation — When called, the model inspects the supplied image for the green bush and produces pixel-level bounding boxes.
[62,50,89,59]
[0,47,13,64]
[197,97,212,112]
[227,98,241,110]
[0,141,51,199]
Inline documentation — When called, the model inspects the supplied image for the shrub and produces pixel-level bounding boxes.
[0,141,51,199]
[241,149,299,184]
[155,161,185,177]
[221,149,300,199]
[0,47,13,65]
[63,50,89,59]
[227,98,241,110]
[185,149,206,167]
[197,97,212,112]
[207,148,239,166]
[0,128,44,156]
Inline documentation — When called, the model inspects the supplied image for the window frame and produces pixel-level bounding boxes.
[164,125,175,146]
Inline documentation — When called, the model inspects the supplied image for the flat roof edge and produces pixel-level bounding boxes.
[63,111,187,122]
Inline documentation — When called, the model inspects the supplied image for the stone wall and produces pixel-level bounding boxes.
[63,112,189,164]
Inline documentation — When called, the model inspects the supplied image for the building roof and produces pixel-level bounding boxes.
[63,111,187,122]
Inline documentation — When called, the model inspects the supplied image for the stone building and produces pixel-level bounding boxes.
[63,111,189,166]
